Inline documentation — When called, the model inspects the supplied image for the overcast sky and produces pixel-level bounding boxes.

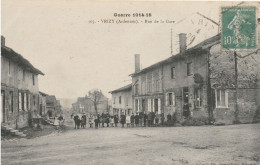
[2,1,258,101]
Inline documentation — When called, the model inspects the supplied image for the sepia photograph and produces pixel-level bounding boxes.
[1,1,260,165]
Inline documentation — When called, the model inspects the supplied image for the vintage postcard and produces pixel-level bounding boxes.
[1,1,260,165]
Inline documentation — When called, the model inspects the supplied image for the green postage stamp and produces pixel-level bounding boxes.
[221,6,257,50]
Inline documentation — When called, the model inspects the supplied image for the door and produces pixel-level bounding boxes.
[1,91,5,123]
[183,87,189,117]
[154,99,158,113]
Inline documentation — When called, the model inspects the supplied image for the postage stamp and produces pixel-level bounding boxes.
[221,6,257,50]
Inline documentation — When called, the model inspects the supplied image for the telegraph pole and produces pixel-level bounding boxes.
[234,51,239,124]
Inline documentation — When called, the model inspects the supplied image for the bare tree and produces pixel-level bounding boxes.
[88,89,103,115]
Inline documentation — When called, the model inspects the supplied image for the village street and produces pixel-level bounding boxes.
[2,121,260,165]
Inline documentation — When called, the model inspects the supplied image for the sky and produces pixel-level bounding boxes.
[2,0,258,103]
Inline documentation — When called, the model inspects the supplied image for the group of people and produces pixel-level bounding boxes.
[72,112,178,129]
[72,113,87,129]
[53,115,65,129]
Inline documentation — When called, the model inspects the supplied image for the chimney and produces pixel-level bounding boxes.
[1,36,5,46]
[179,33,187,53]
[135,54,140,73]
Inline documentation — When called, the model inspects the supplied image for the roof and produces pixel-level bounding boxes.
[1,45,44,75]
[109,84,132,94]
[130,34,220,77]
[39,91,48,96]
[46,95,57,103]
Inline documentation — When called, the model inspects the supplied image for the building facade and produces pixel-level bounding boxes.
[1,36,44,128]
[109,84,132,116]
[71,95,109,115]
[46,95,62,118]
[130,33,260,124]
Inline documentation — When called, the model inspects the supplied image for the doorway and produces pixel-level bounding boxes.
[154,99,158,113]
[183,87,190,118]
[1,90,5,123]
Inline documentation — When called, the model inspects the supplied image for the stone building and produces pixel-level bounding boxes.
[72,95,109,115]
[109,84,132,116]
[130,33,260,124]
[39,91,48,116]
[1,36,44,128]
[46,95,62,118]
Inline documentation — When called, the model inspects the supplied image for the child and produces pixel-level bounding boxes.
[110,116,114,127]
[126,115,131,128]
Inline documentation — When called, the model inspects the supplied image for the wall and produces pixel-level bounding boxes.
[1,56,40,128]
[162,53,208,121]
[112,89,132,114]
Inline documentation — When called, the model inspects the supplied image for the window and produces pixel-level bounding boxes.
[147,81,152,93]
[135,99,139,112]
[171,67,176,79]
[165,92,175,106]
[135,84,139,95]
[9,91,13,113]
[119,96,121,104]
[32,74,35,86]
[195,88,202,108]
[113,97,116,104]
[33,95,36,106]
[23,70,25,81]
[8,60,11,75]
[21,93,25,111]
[18,92,22,111]
[215,89,228,108]
[126,97,128,106]
[187,63,192,76]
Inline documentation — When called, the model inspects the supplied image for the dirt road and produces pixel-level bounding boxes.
[2,123,260,165]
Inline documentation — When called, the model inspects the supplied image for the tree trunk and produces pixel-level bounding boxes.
[94,104,98,115]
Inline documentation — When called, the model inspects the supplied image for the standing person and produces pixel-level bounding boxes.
[130,113,135,127]
[114,115,119,127]
[77,114,82,129]
[151,111,155,127]
[110,116,114,127]
[89,115,94,128]
[101,113,105,127]
[167,113,172,126]
[139,112,143,127]
[54,116,59,130]
[135,113,139,127]
[143,112,148,127]
[183,103,190,119]
[94,116,99,129]
[97,113,101,127]
[155,112,159,127]
[73,115,79,129]
[81,114,87,128]
[120,113,126,128]
[126,115,131,128]
[58,115,64,127]
[147,112,152,127]
[161,113,165,126]
[106,112,110,127]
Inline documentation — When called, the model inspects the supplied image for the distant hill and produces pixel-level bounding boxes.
[57,98,77,110]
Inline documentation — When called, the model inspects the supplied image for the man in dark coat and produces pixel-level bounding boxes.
[101,113,105,127]
[114,115,119,127]
[147,112,152,127]
[81,114,87,128]
[97,113,101,127]
[130,113,135,127]
[135,113,139,127]
[143,112,148,127]
[120,113,126,128]
[151,112,155,127]
[74,115,79,129]
[106,112,110,127]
